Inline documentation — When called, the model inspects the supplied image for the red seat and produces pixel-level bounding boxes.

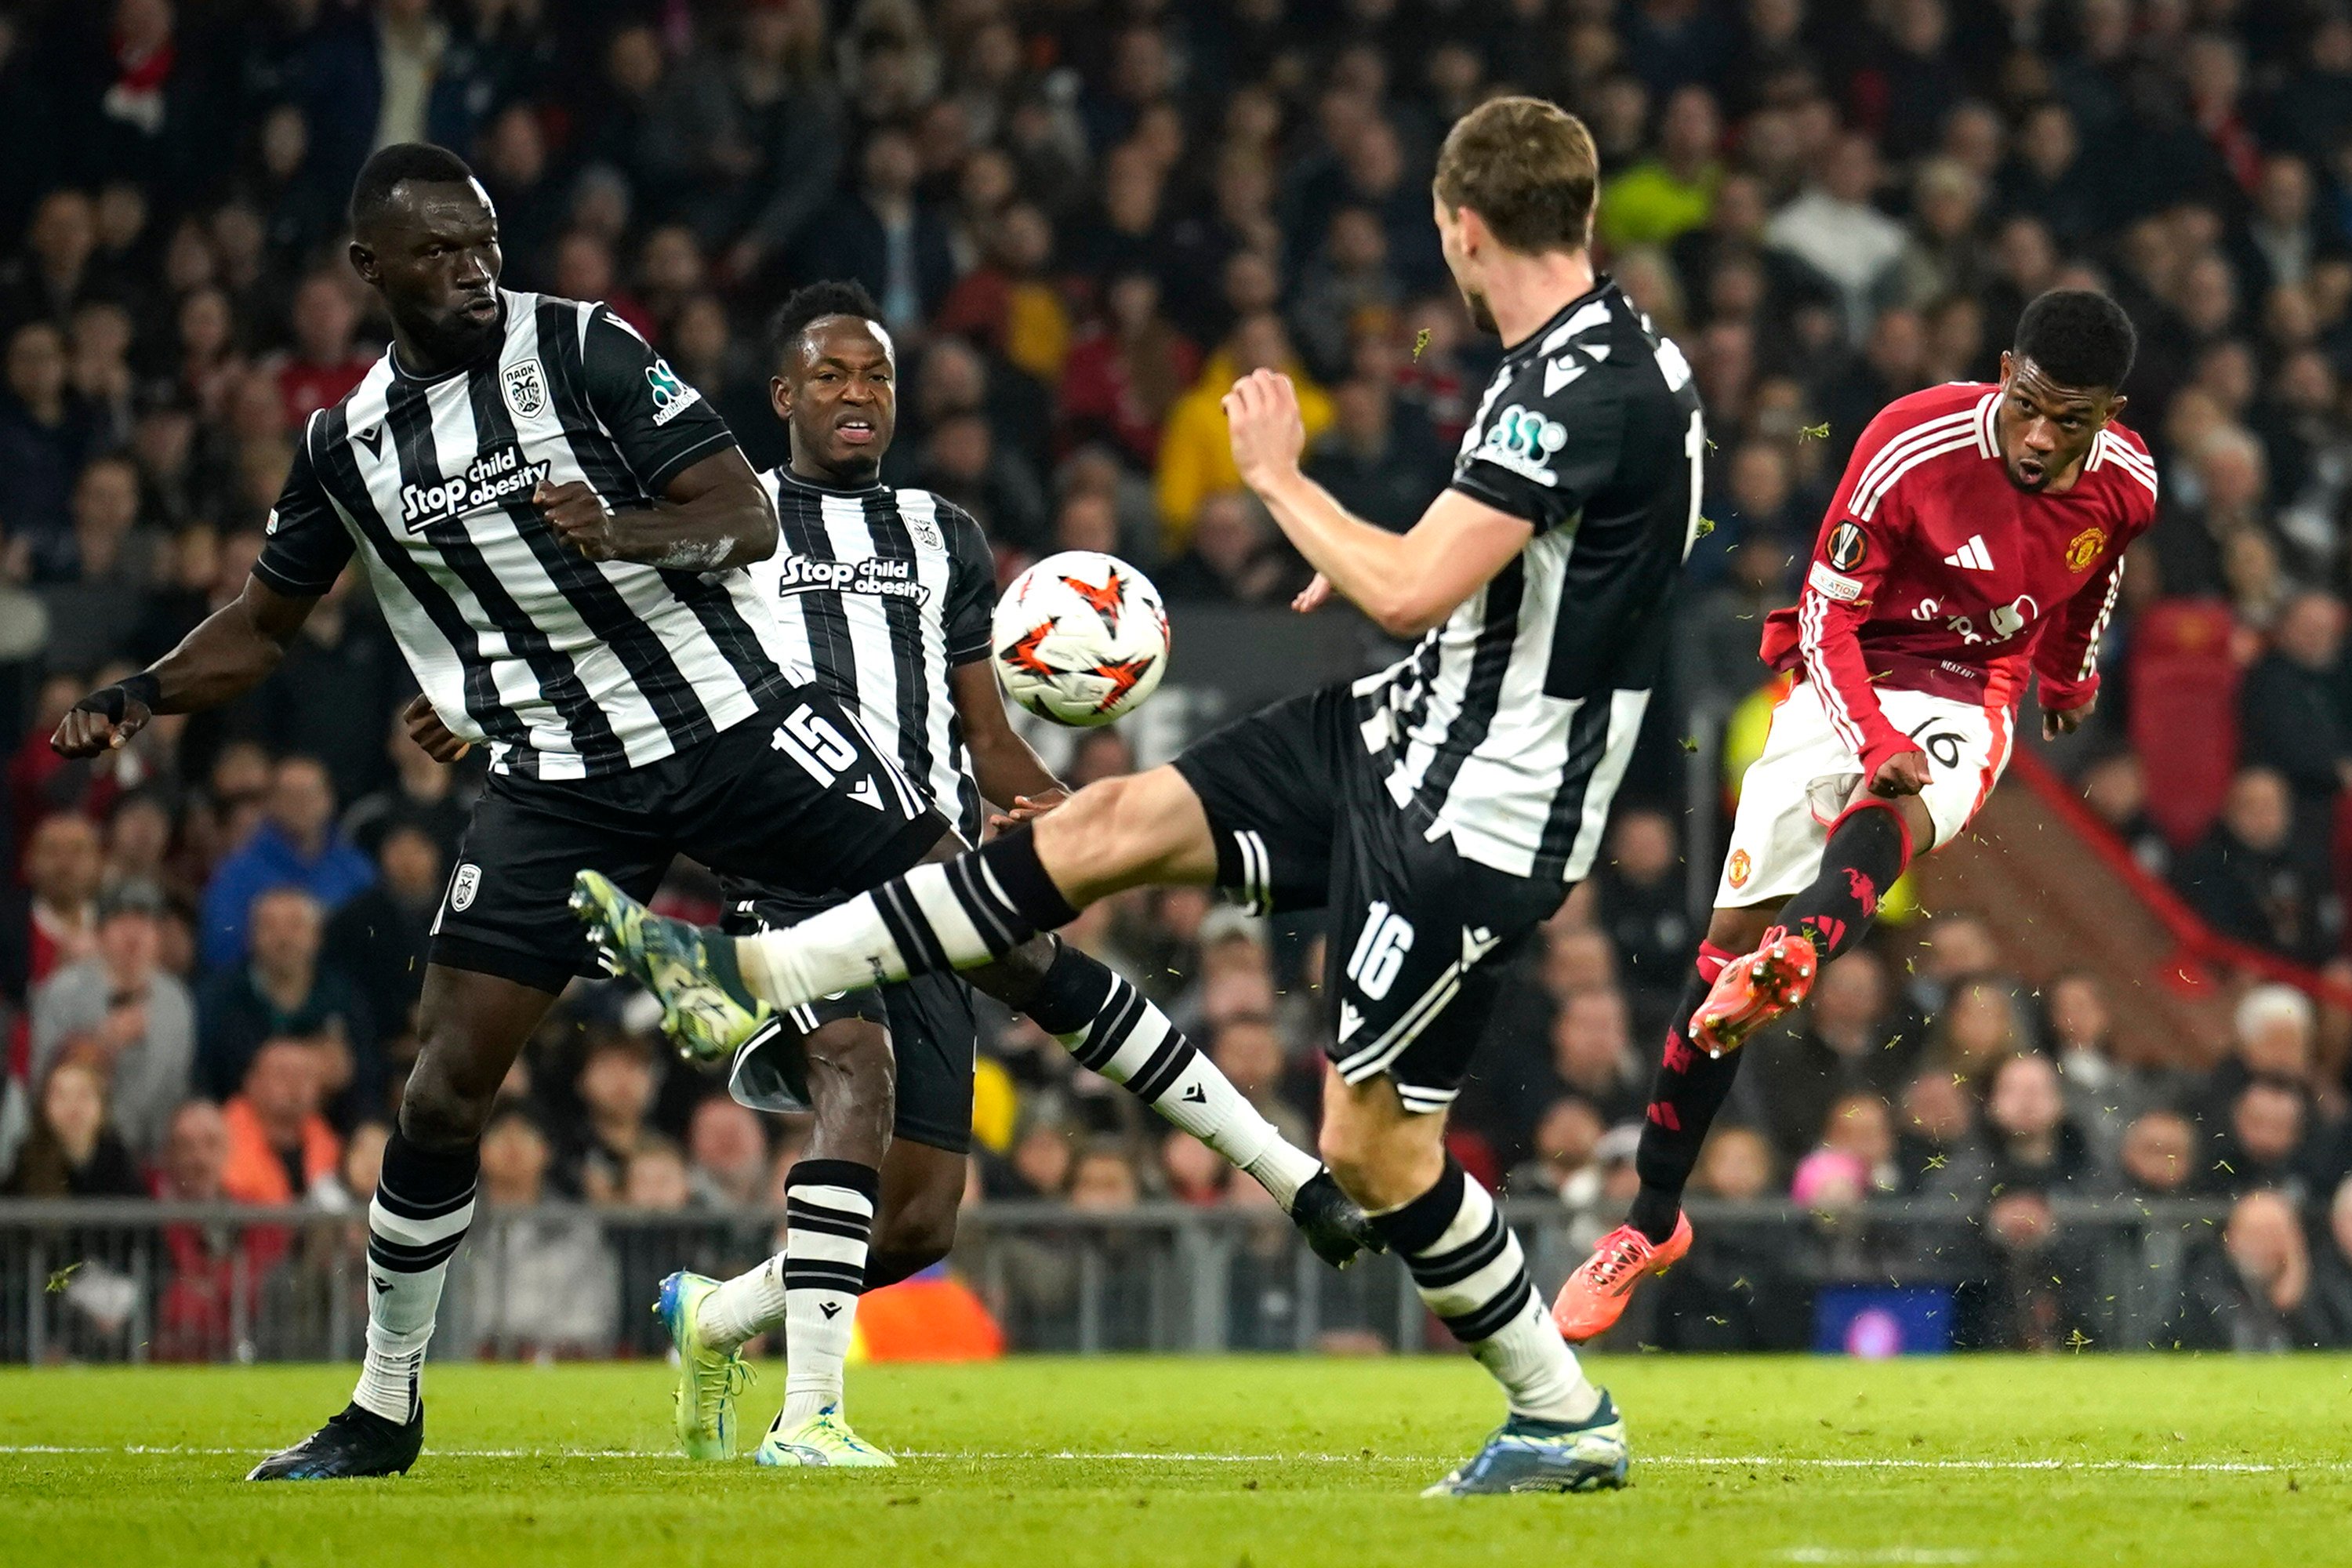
[2126,598,2241,848]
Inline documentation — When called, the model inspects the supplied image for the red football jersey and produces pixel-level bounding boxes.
[1758,382,2157,775]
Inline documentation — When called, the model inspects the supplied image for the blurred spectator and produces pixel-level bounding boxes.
[2172,768,2341,964]
[1302,375,1448,534]
[2045,971,2180,1171]
[1544,987,1646,1128]
[1056,268,1196,470]
[684,1095,771,1210]
[1599,85,1723,249]
[554,1031,657,1204]
[256,579,408,810]
[2207,1080,2314,1201]
[1288,206,1403,383]
[1766,133,1904,339]
[1963,1184,2096,1352]
[197,885,376,1125]
[271,272,371,430]
[1588,808,1695,1004]
[1069,1140,1141,1210]
[471,1102,619,1356]
[2306,1178,2352,1344]
[1653,1124,1809,1351]
[341,710,468,864]
[2166,1189,2330,1351]
[1156,492,1304,607]
[2,1056,144,1196]
[1154,312,1330,546]
[29,883,191,1160]
[1160,1130,1227,1205]
[1507,1095,1605,1205]
[324,822,441,1048]
[2120,1110,2199,1199]
[219,1038,340,1206]
[801,126,953,336]
[2237,590,2352,812]
[1983,1053,2093,1191]
[1816,1091,1900,1196]
[198,755,376,972]
[2,813,103,1048]
[1742,951,1911,1164]
[2076,751,2173,880]
[39,456,158,671]
[1893,1069,1991,1200]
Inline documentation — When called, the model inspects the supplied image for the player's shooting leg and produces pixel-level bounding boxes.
[731,768,1218,1011]
[1626,903,1780,1243]
[985,934,1327,1214]
[358,965,562,1425]
[1779,794,1920,964]
[1327,1069,1601,1424]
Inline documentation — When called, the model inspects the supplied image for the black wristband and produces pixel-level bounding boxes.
[74,672,162,724]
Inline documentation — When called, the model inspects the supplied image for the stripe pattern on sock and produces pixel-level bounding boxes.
[354,1134,478,1424]
[780,1160,879,1425]
[1370,1160,1535,1343]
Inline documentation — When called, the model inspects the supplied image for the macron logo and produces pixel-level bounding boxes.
[1942,535,1994,572]
[1338,1002,1365,1042]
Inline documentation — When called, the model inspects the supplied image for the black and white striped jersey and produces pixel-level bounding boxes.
[1356,278,1704,884]
[254,289,798,780]
[751,467,996,845]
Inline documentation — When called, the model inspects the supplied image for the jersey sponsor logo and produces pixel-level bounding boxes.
[449,862,481,913]
[400,444,550,528]
[1809,561,1864,602]
[645,358,703,426]
[1987,594,2038,640]
[773,554,934,604]
[501,357,548,419]
[1942,534,1994,572]
[1827,521,1868,571]
[2065,526,2107,572]
[1471,403,1568,486]
[1727,848,1751,889]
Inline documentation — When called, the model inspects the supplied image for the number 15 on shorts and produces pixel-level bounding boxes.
[1346,902,1416,1001]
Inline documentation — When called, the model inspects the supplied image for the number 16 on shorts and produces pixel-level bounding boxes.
[1346,901,1416,1000]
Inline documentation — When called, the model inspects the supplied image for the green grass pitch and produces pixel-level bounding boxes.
[3,1356,2347,1566]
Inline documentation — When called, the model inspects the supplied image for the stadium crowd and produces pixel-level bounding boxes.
[9,0,2352,1355]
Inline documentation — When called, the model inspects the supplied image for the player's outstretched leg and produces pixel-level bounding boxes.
[983,935,1381,1268]
[250,968,552,1480]
[1324,1078,1626,1496]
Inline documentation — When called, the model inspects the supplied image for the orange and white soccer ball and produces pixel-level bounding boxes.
[991,550,1170,726]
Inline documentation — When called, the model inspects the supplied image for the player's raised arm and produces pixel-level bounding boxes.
[53,419,347,757]
[1225,369,1531,637]
[539,307,779,570]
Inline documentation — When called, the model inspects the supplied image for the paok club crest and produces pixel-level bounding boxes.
[502,357,548,419]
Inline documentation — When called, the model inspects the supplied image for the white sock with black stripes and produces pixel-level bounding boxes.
[1367,1160,1599,1424]
[777,1160,879,1429]
[737,831,1078,1013]
[352,1132,479,1425]
[1042,953,1318,1207]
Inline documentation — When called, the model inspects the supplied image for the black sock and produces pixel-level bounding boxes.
[1778,800,1911,962]
[973,826,1080,931]
[1626,949,1742,1243]
[1017,936,1117,1036]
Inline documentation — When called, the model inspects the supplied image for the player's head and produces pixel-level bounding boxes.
[347,143,503,365]
[1431,96,1599,334]
[1994,289,2135,492]
[768,280,895,482]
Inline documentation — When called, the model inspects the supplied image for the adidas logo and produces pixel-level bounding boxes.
[1942,535,1994,572]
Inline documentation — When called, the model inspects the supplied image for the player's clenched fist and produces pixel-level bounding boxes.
[1869,748,1933,798]
[51,673,159,758]
[1222,368,1306,490]
[401,692,472,764]
[535,477,624,560]
[2042,694,2096,741]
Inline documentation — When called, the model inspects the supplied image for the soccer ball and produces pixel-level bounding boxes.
[992,550,1170,727]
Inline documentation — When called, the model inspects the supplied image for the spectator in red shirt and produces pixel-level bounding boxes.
[272,273,372,430]
[1056,269,1196,469]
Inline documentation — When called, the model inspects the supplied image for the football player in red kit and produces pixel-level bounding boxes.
[1552,289,2157,1340]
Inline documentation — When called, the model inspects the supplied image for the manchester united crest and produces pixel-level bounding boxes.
[1727,848,1752,889]
[2064,527,2106,573]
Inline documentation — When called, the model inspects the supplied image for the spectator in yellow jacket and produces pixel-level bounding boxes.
[1154,312,1332,553]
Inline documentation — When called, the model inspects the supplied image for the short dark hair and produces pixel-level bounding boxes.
[769,279,885,365]
[1433,96,1600,254]
[349,143,477,233]
[2013,289,2136,392]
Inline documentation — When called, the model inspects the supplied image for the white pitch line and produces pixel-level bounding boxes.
[0,1445,2338,1474]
